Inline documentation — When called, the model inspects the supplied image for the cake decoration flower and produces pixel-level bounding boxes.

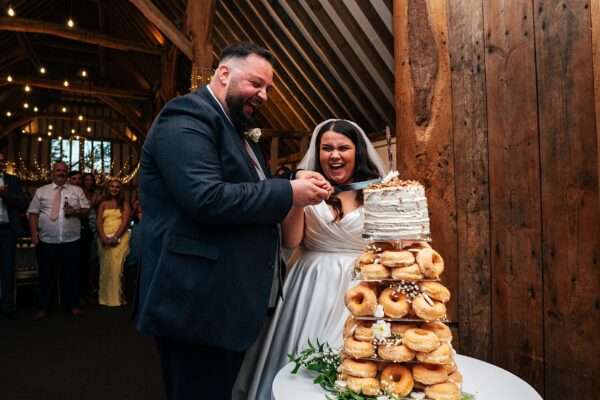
[244,128,262,143]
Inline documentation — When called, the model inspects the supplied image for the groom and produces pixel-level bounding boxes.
[135,42,330,399]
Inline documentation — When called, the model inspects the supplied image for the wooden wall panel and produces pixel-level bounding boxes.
[594,0,600,215]
[483,0,544,392]
[534,1,600,398]
[447,0,491,360]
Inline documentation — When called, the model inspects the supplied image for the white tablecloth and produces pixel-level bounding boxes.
[272,354,542,400]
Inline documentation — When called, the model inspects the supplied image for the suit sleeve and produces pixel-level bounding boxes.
[150,97,293,225]
[3,177,28,212]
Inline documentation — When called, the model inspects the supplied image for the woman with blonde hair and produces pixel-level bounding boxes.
[96,178,131,306]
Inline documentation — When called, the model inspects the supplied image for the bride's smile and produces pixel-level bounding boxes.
[319,131,357,185]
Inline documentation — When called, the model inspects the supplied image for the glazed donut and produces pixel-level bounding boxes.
[357,251,376,266]
[341,358,378,378]
[421,321,453,342]
[425,382,461,400]
[390,264,424,280]
[346,376,381,396]
[390,323,419,337]
[379,365,414,397]
[378,287,410,318]
[415,248,445,278]
[381,250,415,268]
[377,343,414,362]
[360,263,390,280]
[343,316,359,338]
[416,343,453,365]
[345,284,378,317]
[412,364,449,385]
[344,337,375,358]
[354,321,374,342]
[403,328,440,352]
[420,281,451,303]
[412,294,447,321]
[448,370,463,386]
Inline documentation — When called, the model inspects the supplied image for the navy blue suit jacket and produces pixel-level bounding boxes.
[135,87,293,351]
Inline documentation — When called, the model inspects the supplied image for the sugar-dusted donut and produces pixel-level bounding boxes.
[412,294,447,321]
[412,363,449,385]
[344,337,375,358]
[380,365,414,397]
[420,281,451,303]
[377,343,414,362]
[354,321,374,342]
[425,382,461,400]
[381,250,415,268]
[345,283,378,317]
[421,321,453,343]
[341,358,377,378]
[415,247,445,279]
[378,287,410,318]
[390,264,424,280]
[346,376,381,396]
[416,343,453,365]
[403,328,440,352]
[360,263,390,280]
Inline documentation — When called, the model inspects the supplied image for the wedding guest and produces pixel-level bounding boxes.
[235,119,386,399]
[96,178,131,306]
[28,162,90,319]
[135,42,330,400]
[81,173,101,300]
[68,170,82,186]
[0,150,28,319]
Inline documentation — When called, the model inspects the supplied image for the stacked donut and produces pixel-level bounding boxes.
[341,242,462,400]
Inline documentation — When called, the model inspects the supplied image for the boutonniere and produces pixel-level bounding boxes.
[243,128,262,143]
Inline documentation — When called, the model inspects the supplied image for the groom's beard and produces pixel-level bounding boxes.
[225,93,252,133]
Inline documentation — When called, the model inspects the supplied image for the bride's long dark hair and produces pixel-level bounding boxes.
[313,120,380,222]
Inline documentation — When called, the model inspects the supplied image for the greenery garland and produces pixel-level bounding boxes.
[289,340,475,400]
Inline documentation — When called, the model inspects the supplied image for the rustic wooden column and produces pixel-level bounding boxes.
[270,137,279,174]
[185,0,216,91]
[392,0,458,324]
[594,0,600,210]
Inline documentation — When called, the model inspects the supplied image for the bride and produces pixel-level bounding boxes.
[233,119,386,399]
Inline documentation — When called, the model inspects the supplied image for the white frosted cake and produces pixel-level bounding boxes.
[363,177,431,240]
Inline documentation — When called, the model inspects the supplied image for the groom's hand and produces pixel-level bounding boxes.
[291,179,330,207]
[294,170,332,193]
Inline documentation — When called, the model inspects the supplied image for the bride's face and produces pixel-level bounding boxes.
[319,130,356,185]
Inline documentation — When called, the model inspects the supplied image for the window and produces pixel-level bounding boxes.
[50,139,112,173]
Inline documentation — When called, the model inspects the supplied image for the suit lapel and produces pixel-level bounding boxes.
[198,87,260,181]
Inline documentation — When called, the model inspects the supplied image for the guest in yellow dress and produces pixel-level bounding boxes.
[96,178,131,306]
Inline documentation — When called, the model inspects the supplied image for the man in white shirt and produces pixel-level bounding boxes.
[28,162,90,319]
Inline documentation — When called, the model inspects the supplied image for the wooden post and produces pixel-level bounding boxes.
[186,0,216,91]
[270,137,279,174]
[392,0,458,322]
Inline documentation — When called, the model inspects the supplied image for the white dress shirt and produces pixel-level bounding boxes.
[0,174,8,224]
[27,183,90,243]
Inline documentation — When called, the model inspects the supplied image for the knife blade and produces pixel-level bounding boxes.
[333,178,382,193]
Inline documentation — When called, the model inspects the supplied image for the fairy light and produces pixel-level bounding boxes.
[48,124,53,130]
[39,66,46,74]
[33,106,38,112]
[37,137,42,142]
[47,132,52,137]
[24,85,31,92]
[23,102,29,109]
[6,75,12,82]
[78,115,84,121]
[80,69,88,78]
[7,5,15,17]
[61,107,67,113]
[5,111,12,117]
[63,80,69,87]
[71,128,76,134]
[67,18,75,28]
[86,126,92,133]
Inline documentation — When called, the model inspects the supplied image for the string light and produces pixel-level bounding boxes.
[33,106,38,112]
[7,5,15,17]
[48,124,53,130]
[58,136,62,140]
[24,85,31,92]
[47,132,52,137]
[5,111,12,117]
[67,18,75,28]
[75,135,80,140]
[6,75,12,82]
[63,80,69,87]
[23,102,29,109]
[80,69,88,78]
[71,128,76,134]
[61,107,67,113]
[39,66,46,74]
[86,126,92,133]
[37,137,42,142]
[78,115,84,121]
[21,129,26,134]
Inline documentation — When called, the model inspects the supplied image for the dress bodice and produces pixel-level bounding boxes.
[102,208,123,236]
[302,201,365,253]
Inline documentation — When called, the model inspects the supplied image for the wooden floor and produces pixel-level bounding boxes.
[0,301,164,400]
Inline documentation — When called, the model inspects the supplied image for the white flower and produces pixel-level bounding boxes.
[374,304,385,318]
[244,128,262,143]
[335,379,347,390]
[377,396,390,400]
[410,391,426,399]
[372,320,391,340]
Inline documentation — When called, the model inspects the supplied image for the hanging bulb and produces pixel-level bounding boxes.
[63,80,69,87]
[86,126,92,133]
[23,102,29,109]
[61,107,67,113]
[24,85,31,92]
[67,18,75,28]
[78,115,84,121]
[6,75,12,82]
[33,106,39,112]
[7,5,15,17]
[5,111,12,117]
[48,124,53,130]
[39,66,46,74]
[37,137,42,142]
[80,69,88,78]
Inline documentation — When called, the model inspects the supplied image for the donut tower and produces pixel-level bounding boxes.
[340,177,463,400]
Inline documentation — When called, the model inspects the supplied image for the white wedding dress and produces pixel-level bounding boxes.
[233,200,365,400]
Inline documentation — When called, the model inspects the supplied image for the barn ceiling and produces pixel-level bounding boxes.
[0,0,395,153]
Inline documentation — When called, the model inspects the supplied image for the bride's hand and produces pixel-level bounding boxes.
[295,171,332,193]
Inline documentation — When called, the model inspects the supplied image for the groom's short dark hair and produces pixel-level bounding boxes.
[219,42,274,65]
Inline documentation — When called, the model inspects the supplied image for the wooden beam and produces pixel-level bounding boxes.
[1,76,152,100]
[129,0,192,60]
[0,17,161,55]
[96,95,146,137]
[186,0,216,89]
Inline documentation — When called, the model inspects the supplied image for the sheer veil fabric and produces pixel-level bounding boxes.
[232,120,386,400]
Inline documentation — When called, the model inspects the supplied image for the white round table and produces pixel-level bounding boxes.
[272,354,542,400]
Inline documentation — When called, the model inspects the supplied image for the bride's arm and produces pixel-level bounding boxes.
[281,206,305,248]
